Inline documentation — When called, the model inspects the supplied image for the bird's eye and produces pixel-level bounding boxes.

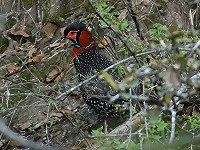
[67,30,80,39]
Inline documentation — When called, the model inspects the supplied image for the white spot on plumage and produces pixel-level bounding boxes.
[72,41,120,118]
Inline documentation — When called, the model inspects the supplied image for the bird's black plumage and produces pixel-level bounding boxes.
[74,47,122,118]
[74,49,113,80]
[64,22,86,37]
[65,22,126,119]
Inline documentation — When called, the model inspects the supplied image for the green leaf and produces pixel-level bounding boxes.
[157,120,168,131]
[127,142,140,150]
[91,127,104,136]
[118,20,128,30]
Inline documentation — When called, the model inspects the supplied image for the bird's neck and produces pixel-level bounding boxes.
[72,41,96,61]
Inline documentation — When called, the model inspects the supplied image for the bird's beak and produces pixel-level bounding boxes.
[61,35,67,39]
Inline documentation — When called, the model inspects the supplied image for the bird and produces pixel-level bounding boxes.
[63,22,126,130]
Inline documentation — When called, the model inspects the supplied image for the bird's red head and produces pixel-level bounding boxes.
[64,22,95,59]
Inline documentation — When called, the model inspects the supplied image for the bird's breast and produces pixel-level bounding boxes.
[73,49,112,78]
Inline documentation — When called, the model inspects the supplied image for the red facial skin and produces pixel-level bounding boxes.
[67,30,95,59]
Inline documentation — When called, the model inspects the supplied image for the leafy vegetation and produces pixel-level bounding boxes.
[183,114,200,132]
[96,0,129,31]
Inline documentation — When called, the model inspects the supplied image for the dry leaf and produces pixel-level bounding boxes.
[46,68,60,82]
[29,54,45,62]
[54,71,65,81]
[46,67,65,83]
[49,112,63,118]
[28,47,36,58]
[43,22,58,38]
[7,140,20,147]
[98,36,113,48]
[71,145,80,150]
[11,30,30,37]
[168,25,178,33]
[19,121,32,130]
[6,64,21,75]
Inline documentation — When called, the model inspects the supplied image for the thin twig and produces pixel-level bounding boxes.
[142,81,149,137]
[45,102,51,144]
[1,92,51,98]
[87,0,141,66]
[122,0,144,40]
[127,88,133,144]
[169,108,176,144]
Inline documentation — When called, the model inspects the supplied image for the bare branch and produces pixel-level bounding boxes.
[169,108,176,144]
